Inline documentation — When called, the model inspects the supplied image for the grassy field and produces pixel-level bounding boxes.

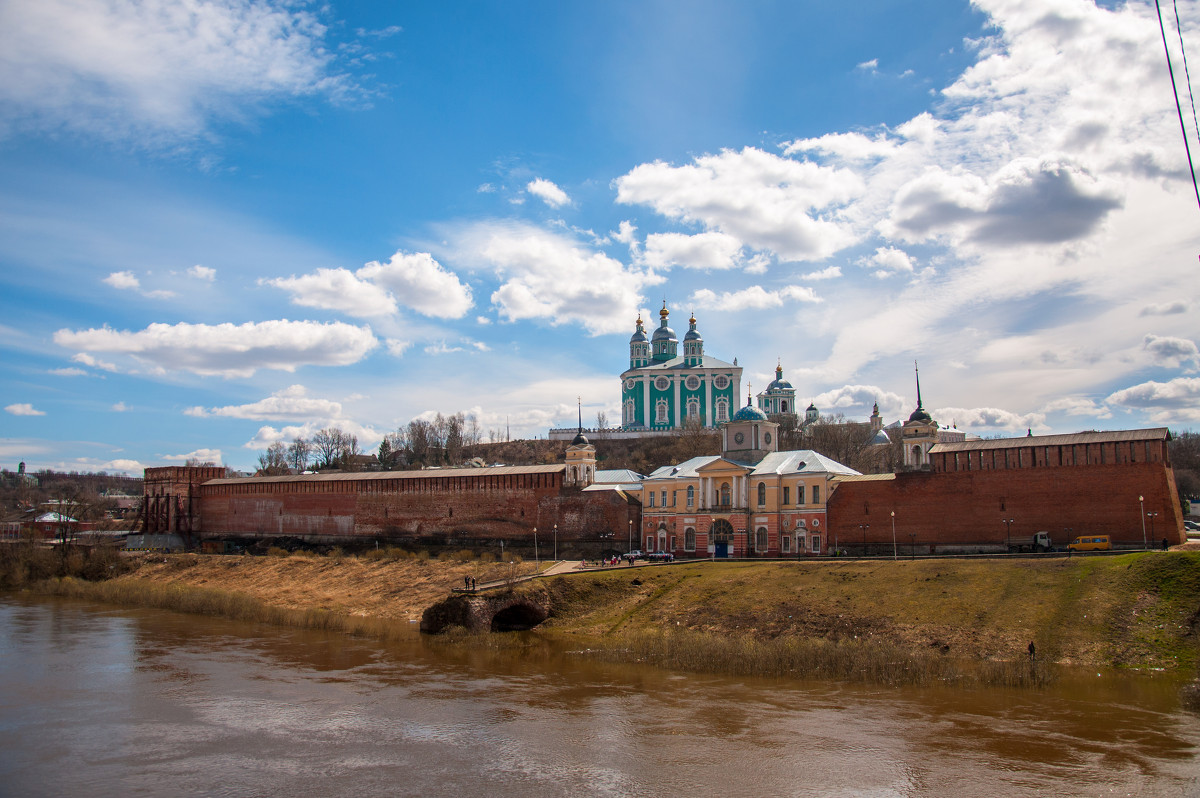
[530,553,1200,674]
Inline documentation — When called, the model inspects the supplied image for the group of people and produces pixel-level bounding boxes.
[463,576,478,592]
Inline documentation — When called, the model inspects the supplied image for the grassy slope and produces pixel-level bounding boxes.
[535,553,1200,670]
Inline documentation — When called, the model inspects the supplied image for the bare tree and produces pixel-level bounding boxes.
[257,442,290,476]
[596,411,608,433]
[312,428,344,469]
[408,419,431,464]
[287,437,312,472]
[445,412,465,464]
[465,414,483,447]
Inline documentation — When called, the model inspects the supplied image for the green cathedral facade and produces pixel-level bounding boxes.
[620,305,742,431]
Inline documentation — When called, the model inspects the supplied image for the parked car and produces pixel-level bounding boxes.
[646,551,674,562]
[623,550,645,562]
[1183,520,1200,532]
[1068,534,1111,552]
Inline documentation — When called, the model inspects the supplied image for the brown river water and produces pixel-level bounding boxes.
[1,594,1199,797]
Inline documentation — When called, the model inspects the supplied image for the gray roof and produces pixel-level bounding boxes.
[593,468,646,484]
[749,450,861,477]
[929,427,1170,454]
[644,456,721,481]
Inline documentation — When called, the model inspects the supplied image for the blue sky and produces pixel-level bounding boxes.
[3,0,1200,475]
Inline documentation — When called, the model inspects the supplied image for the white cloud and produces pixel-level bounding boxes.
[5,403,45,416]
[1142,334,1200,369]
[641,231,744,271]
[857,58,879,72]
[246,419,382,450]
[357,251,473,319]
[526,178,571,208]
[452,222,656,335]
[1106,377,1200,422]
[1140,301,1188,317]
[690,285,820,311]
[0,0,354,145]
[859,246,915,278]
[112,401,128,412]
[615,147,865,262]
[103,269,176,299]
[186,384,342,421]
[812,385,907,417]
[54,320,378,378]
[931,405,1047,433]
[265,267,397,318]
[1041,397,1112,419]
[163,448,223,465]
[385,338,412,357]
[48,367,88,376]
[97,458,144,474]
[188,264,216,281]
[71,353,119,372]
[800,266,842,281]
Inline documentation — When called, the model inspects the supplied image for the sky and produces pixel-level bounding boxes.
[2,0,1200,476]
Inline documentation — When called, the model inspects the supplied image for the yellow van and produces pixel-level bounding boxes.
[1068,535,1111,552]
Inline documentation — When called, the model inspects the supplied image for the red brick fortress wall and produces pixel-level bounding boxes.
[827,462,1184,553]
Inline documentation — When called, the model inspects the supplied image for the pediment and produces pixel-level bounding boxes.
[695,457,751,477]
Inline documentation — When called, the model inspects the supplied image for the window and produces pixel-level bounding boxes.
[687,485,695,507]
[623,399,635,425]
[655,400,669,423]
[782,536,791,553]
[661,490,667,507]
[797,484,805,505]
[716,398,729,422]
[811,535,820,552]
[648,492,655,507]
[685,375,700,390]
[812,485,820,504]
[781,401,788,413]
[684,528,696,551]
[646,535,654,550]
[669,535,676,550]
[783,487,790,505]
[757,482,766,506]
[714,375,729,390]
[756,528,768,551]
[687,398,700,418]
[720,482,731,506]
[655,376,670,391]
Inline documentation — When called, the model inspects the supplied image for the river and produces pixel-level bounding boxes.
[1,595,1198,797]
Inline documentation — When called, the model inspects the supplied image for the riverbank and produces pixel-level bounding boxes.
[11,549,1200,681]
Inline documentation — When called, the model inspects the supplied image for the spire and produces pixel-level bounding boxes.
[914,360,923,410]
[577,396,583,432]
[746,383,753,407]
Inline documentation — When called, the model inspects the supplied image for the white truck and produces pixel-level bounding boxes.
[1007,531,1052,553]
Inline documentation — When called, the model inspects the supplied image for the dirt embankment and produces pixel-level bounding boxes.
[120,552,526,622]
[112,551,1200,671]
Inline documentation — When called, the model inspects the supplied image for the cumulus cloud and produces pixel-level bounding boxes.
[54,320,378,378]
[357,251,473,319]
[615,146,865,262]
[71,353,118,372]
[187,264,216,281]
[265,268,396,318]
[1106,377,1200,421]
[48,367,88,376]
[812,385,907,417]
[0,0,355,144]
[859,246,915,278]
[641,231,744,271]
[690,285,820,311]
[526,178,571,207]
[451,222,654,335]
[112,401,128,412]
[931,405,1047,432]
[385,338,412,357]
[163,448,223,464]
[801,266,842,281]
[246,419,382,450]
[103,270,176,299]
[185,384,342,420]
[6,403,45,416]
[1041,397,1112,419]
[1140,301,1188,317]
[1142,334,1200,369]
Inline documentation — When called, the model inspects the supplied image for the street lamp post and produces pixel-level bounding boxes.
[1139,495,1147,549]
[533,527,538,571]
[1003,518,1015,552]
[890,511,897,560]
[553,523,558,561]
[628,519,632,554]
[1147,511,1159,546]
[858,523,869,557]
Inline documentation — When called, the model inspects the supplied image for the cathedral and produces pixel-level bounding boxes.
[620,305,742,430]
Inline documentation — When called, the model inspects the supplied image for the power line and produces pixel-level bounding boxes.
[1156,0,1200,212]
[1172,0,1200,161]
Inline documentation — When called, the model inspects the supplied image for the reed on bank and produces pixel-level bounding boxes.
[40,577,419,642]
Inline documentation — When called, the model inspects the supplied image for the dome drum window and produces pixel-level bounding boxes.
[654,376,670,391]
[685,375,700,390]
[713,375,729,390]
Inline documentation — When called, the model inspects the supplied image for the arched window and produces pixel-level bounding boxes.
[656,399,669,423]
[781,400,788,413]
[686,485,695,507]
[686,398,700,418]
[756,527,768,551]
[719,482,731,507]
[715,398,729,423]
[684,528,696,551]
[757,482,766,506]
[623,399,635,424]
